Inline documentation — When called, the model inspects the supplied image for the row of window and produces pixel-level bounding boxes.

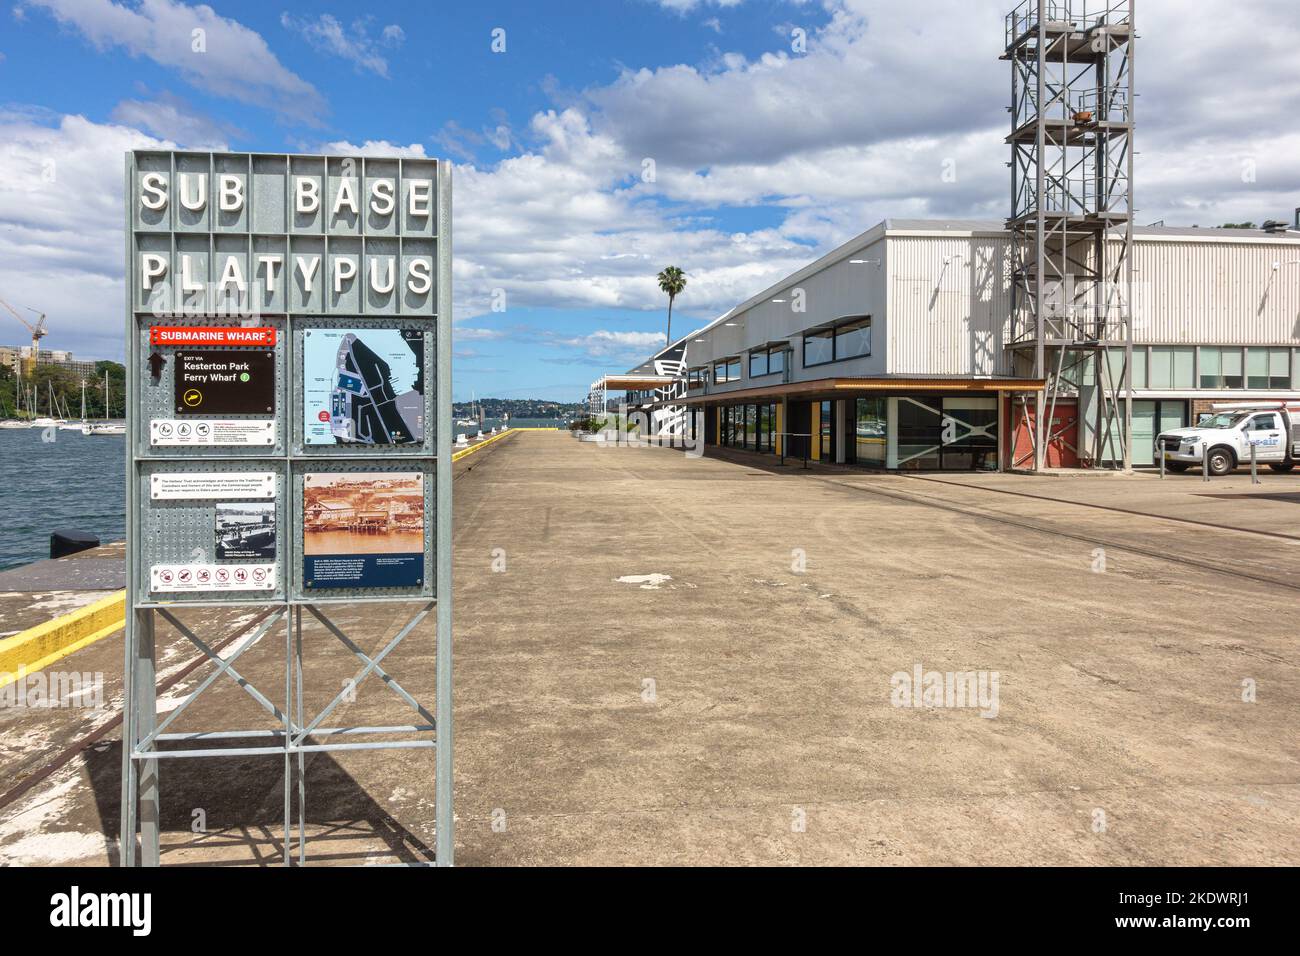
[690,316,873,389]
[1100,345,1300,391]
[687,336,1300,395]
[719,403,780,453]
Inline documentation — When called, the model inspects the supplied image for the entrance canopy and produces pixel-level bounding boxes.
[667,375,1045,406]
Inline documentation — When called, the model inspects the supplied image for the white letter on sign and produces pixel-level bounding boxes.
[295,255,320,287]
[179,173,206,212]
[218,175,244,212]
[295,177,320,214]
[407,259,432,295]
[370,179,395,216]
[257,255,282,295]
[332,178,359,217]
[180,255,204,292]
[218,256,246,292]
[141,254,168,290]
[369,257,395,294]
[333,256,357,292]
[408,180,432,217]
[141,173,168,211]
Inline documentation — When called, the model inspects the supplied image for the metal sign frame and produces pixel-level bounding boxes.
[120,151,453,867]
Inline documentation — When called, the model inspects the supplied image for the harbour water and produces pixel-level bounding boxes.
[0,419,556,573]
[0,427,126,572]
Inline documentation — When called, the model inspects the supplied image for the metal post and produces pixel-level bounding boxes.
[135,610,159,867]
[1159,446,1165,479]
[435,164,455,867]
[1251,441,1260,484]
[1202,442,1210,482]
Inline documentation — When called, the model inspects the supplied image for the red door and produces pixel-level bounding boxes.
[1005,397,1078,469]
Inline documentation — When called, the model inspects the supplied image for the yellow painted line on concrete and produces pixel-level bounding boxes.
[0,426,541,681]
[0,590,126,686]
[452,427,518,461]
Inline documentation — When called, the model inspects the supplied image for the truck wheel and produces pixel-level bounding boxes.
[1207,446,1235,476]
[1165,462,1190,473]
[1268,460,1295,473]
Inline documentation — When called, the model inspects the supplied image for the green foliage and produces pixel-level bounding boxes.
[0,360,125,419]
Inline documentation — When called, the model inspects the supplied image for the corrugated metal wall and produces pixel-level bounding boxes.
[886,234,1013,375]
[1132,239,1300,344]
[885,231,1300,377]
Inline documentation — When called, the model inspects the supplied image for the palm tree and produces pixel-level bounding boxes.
[656,266,686,345]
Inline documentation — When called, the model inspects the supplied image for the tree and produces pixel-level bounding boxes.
[656,266,686,345]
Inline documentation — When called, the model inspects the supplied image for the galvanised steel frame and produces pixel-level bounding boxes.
[1004,0,1135,469]
[120,152,454,867]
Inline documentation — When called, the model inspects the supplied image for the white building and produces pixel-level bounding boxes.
[610,219,1300,470]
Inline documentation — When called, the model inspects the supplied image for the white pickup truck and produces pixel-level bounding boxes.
[1155,402,1300,475]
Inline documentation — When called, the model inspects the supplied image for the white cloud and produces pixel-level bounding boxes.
[110,91,243,149]
[557,329,668,362]
[0,110,172,358]
[280,12,405,78]
[4,0,1299,371]
[320,139,428,158]
[20,0,326,124]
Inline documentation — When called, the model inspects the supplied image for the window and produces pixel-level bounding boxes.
[687,367,708,389]
[834,318,871,360]
[1103,349,1146,389]
[1250,412,1281,431]
[1200,347,1243,389]
[804,330,833,367]
[714,358,741,383]
[744,405,757,450]
[749,346,785,378]
[1246,348,1289,389]
[818,401,833,459]
[804,316,871,367]
[1149,347,1194,389]
[853,397,887,467]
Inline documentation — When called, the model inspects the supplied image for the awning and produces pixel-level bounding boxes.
[598,374,675,390]
[665,376,1046,405]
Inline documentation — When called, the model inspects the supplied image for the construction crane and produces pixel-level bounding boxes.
[0,296,48,376]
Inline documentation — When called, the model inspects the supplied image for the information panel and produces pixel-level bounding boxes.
[124,149,453,866]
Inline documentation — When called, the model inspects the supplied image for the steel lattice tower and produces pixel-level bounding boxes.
[1004,0,1135,470]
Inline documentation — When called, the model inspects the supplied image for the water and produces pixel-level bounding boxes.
[0,428,126,572]
[0,416,564,573]
[471,417,567,432]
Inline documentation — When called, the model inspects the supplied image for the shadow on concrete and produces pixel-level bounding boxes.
[81,739,435,867]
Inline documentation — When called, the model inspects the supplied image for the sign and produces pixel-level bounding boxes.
[150,419,275,446]
[302,471,424,589]
[150,563,276,592]
[150,472,275,500]
[125,149,452,867]
[151,326,277,347]
[302,329,424,445]
[173,350,275,415]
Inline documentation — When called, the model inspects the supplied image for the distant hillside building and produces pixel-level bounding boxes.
[1,345,99,378]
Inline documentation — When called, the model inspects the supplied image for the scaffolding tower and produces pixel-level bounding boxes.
[1004,0,1135,470]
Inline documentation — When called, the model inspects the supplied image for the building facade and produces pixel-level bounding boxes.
[613,219,1300,470]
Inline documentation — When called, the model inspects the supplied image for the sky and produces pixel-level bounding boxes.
[0,0,1298,402]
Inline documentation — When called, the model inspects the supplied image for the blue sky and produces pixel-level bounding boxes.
[2,0,1298,401]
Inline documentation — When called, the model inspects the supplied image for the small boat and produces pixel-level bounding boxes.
[84,371,125,434]
[0,419,30,429]
[84,422,126,436]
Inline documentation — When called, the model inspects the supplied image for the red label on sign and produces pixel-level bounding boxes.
[150,326,277,347]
